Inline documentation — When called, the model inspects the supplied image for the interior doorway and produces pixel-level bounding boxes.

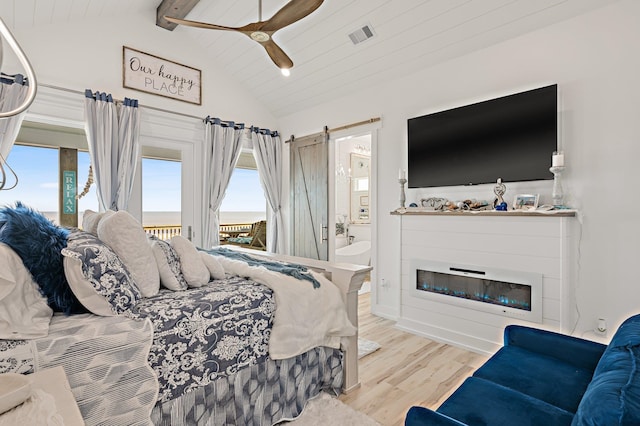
[329,129,377,294]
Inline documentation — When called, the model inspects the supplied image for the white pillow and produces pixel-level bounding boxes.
[97,210,160,297]
[82,209,114,236]
[149,237,188,291]
[170,236,209,287]
[199,252,226,280]
[0,243,53,339]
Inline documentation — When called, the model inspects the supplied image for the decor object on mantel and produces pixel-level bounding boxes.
[550,151,566,207]
[391,207,577,217]
[163,0,324,75]
[421,197,447,210]
[513,194,540,211]
[398,169,407,208]
[405,313,640,426]
[493,178,508,211]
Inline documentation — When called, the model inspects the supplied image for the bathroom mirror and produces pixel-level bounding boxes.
[350,153,370,224]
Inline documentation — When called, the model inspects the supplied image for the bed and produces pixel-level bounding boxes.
[0,205,370,425]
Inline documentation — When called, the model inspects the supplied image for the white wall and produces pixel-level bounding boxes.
[4,1,639,338]
[2,8,278,247]
[3,10,276,128]
[278,0,640,336]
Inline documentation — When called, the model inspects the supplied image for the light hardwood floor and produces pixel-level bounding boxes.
[339,292,489,426]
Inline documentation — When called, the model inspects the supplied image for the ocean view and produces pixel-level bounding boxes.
[42,211,266,227]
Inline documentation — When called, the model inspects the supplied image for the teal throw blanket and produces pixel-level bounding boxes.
[202,247,320,289]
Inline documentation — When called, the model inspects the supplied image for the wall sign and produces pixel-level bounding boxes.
[123,46,202,105]
[62,171,76,214]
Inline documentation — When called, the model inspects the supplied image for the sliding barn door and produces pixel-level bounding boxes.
[290,132,328,260]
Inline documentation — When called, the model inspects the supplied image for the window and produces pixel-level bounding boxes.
[0,144,59,223]
[220,163,266,226]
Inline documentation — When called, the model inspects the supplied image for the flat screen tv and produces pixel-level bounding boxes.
[407,84,557,188]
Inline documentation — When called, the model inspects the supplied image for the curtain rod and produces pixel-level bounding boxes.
[40,83,209,122]
[328,117,381,133]
[286,117,381,143]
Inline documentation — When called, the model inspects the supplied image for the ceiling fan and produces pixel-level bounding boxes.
[164,0,324,74]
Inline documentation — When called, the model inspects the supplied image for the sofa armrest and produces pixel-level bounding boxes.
[405,406,467,426]
[504,325,606,371]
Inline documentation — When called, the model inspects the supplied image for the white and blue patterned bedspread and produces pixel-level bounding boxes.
[131,276,276,402]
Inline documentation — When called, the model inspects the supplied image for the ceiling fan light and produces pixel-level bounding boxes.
[281,68,291,77]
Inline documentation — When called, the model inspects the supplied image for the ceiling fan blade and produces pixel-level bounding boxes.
[164,16,240,32]
[260,39,294,69]
[260,0,324,32]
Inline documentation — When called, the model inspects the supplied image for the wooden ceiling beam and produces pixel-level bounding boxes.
[156,0,200,31]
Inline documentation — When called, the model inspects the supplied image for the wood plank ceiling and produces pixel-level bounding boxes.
[2,0,619,118]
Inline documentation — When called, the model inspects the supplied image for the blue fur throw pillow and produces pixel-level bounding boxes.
[0,202,87,314]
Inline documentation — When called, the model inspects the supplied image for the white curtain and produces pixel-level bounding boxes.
[202,117,243,248]
[0,74,29,165]
[252,128,285,253]
[116,98,141,210]
[84,90,140,211]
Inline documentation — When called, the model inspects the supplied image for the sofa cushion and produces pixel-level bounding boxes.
[473,345,594,413]
[504,325,606,371]
[438,377,574,426]
[572,316,640,426]
[608,313,640,349]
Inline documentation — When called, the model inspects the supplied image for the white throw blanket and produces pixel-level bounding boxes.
[211,254,356,359]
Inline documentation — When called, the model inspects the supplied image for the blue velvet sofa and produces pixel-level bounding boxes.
[405,314,640,426]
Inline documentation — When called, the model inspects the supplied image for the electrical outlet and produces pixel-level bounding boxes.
[595,318,607,336]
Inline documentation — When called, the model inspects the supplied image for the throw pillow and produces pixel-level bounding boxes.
[82,209,114,236]
[62,230,142,316]
[199,251,226,280]
[0,243,53,339]
[0,202,85,314]
[148,235,188,291]
[97,210,160,297]
[170,235,210,287]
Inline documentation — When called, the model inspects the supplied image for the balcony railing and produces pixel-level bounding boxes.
[143,223,254,241]
[144,225,182,241]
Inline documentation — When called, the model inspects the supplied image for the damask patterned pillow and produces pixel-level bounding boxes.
[148,235,188,291]
[62,229,142,316]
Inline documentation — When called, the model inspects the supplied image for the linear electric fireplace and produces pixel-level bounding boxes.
[411,259,543,323]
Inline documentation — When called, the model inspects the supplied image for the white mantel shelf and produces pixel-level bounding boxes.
[391,208,576,217]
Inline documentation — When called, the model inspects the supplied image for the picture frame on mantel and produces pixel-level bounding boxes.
[513,194,539,211]
[122,46,202,105]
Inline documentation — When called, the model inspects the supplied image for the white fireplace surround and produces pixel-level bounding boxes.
[395,212,577,355]
[410,259,543,324]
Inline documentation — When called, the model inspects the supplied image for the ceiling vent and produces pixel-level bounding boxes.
[348,24,375,45]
